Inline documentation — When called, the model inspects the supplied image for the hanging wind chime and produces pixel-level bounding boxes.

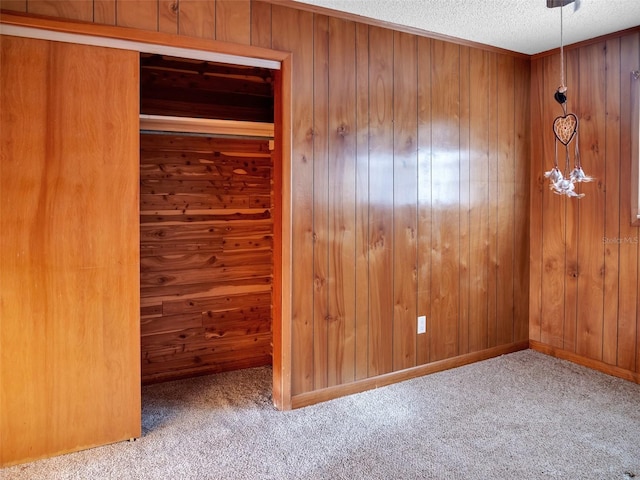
[544,1,593,197]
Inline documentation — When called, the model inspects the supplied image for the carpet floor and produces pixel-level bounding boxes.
[3,350,640,479]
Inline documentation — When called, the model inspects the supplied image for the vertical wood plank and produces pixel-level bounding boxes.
[458,45,471,355]
[117,0,158,31]
[602,38,621,365]
[94,0,116,25]
[159,0,178,34]
[392,31,418,371]
[468,48,490,353]
[327,17,357,385]
[271,5,315,395]
[354,22,370,380]
[514,57,531,343]
[178,0,215,38]
[430,39,460,362]
[618,33,640,371]
[562,47,580,353]
[540,53,566,349]
[251,0,272,48]
[367,26,394,376]
[496,54,515,346]
[312,14,329,390]
[575,43,606,361]
[216,0,251,45]
[1,0,27,12]
[529,57,544,344]
[416,36,432,365]
[487,52,499,348]
[27,0,93,21]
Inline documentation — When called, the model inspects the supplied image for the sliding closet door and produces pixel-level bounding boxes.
[0,35,140,466]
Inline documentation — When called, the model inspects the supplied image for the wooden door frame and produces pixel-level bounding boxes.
[0,13,293,410]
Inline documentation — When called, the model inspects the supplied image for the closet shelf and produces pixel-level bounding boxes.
[139,114,274,138]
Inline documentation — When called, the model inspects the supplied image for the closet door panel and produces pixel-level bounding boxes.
[0,35,140,466]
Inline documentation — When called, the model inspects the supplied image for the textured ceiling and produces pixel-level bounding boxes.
[293,0,640,55]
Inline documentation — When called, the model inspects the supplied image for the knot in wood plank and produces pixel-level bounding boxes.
[336,123,350,137]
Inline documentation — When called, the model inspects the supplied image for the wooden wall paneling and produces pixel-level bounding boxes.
[26,0,93,21]
[513,57,531,343]
[313,13,329,390]
[540,53,566,349]
[0,0,26,12]
[169,2,205,37]
[216,0,251,45]
[177,0,215,38]
[158,0,178,33]
[562,48,580,353]
[367,25,394,376]
[139,134,274,382]
[392,31,418,371]
[618,33,640,372]
[251,0,272,48]
[1,0,538,407]
[117,0,158,31]
[142,333,272,379]
[142,312,203,335]
[94,0,116,25]
[327,16,357,385]
[139,129,274,154]
[430,39,460,361]
[496,54,516,345]
[532,32,640,376]
[468,48,490,353]
[354,22,370,380]
[416,36,432,365]
[458,45,471,356]
[0,36,140,466]
[602,37,622,365]
[529,57,544,343]
[487,52,499,348]
[271,5,315,395]
[575,42,606,361]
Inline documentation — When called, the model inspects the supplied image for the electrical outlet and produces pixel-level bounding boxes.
[417,315,427,334]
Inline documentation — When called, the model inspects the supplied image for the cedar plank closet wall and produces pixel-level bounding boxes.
[530,30,640,383]
[0,0,530,402]
[138,52,276,383]
[139,134,274,383]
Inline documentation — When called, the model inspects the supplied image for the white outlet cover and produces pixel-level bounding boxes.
[417,315,426,334]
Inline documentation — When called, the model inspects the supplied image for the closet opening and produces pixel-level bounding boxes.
[138,53,277,386]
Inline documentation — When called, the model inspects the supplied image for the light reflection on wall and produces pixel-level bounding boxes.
[431,149,460,207]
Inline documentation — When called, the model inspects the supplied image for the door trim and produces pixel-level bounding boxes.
[0,23,281,69]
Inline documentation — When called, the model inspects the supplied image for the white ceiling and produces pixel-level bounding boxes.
[293,0,640,55]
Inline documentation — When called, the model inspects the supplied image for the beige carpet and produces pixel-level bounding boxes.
[4,350,640,479]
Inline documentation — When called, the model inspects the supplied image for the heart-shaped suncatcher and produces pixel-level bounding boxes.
[544,4,593,199]
[553,114,577,145]
[546,107,592,197]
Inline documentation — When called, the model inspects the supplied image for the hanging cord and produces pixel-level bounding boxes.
[554,5,568,115]
[560,5,565,92]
